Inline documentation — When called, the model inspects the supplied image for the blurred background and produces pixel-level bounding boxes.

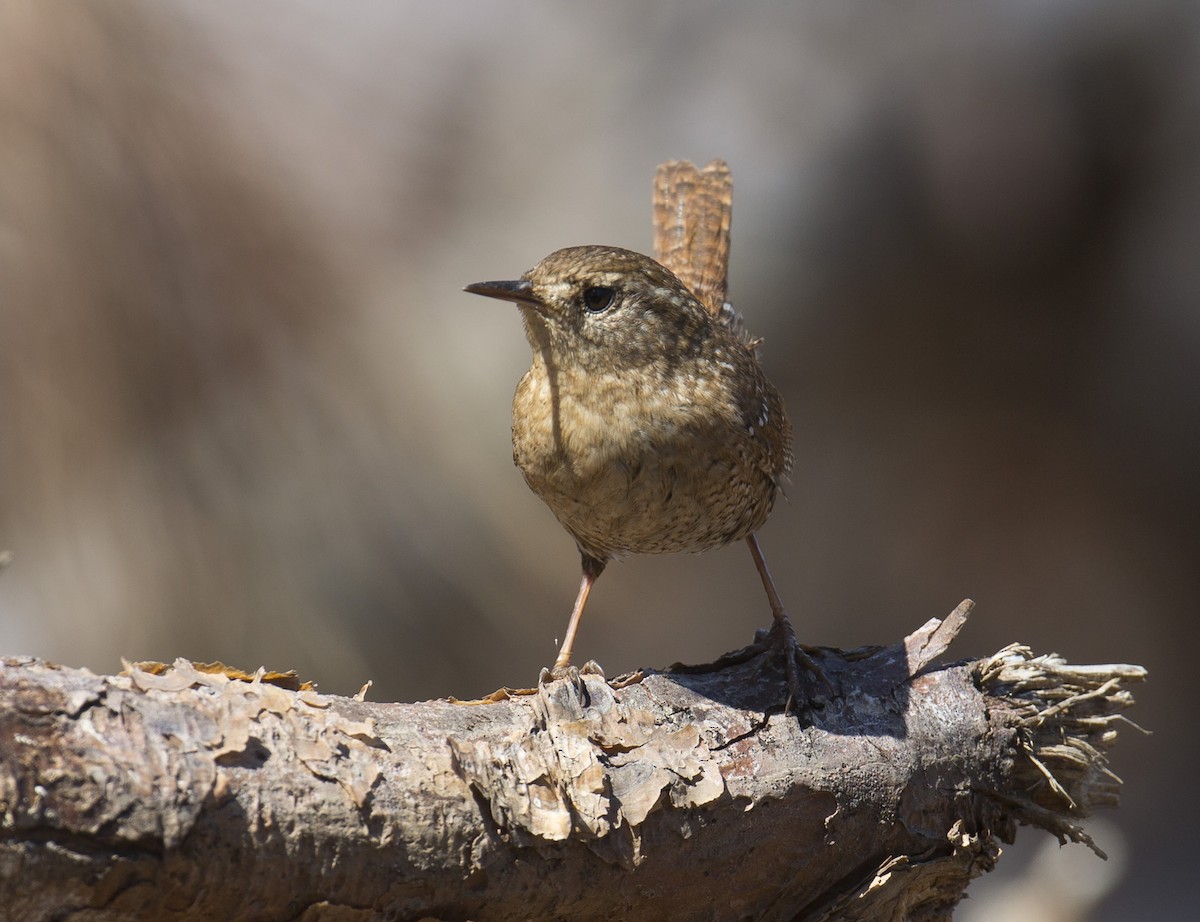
[0,1,1191,917]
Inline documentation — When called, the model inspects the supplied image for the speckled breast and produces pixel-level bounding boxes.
[510,363,783,562]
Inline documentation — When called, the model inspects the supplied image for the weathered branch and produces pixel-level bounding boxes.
[0,602,1145,921]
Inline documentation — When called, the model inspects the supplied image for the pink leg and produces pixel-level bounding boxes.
[552,555,606,672]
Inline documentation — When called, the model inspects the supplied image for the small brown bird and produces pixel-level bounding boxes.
[466,245,825,702]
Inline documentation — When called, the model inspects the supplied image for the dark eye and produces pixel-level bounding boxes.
[582,286,616,313]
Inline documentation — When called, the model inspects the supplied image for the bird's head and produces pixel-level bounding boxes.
[465,245,715,371]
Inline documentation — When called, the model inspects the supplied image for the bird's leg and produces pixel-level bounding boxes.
[552,553,607,673]
[745,533,831,708]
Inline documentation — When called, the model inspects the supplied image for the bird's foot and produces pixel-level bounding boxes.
[538,659,606,686]
[767,617,834,713]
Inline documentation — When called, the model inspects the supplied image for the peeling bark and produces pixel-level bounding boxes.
[0,602,1145,921]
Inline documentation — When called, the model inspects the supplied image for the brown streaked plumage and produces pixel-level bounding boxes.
[653,159,732,317]
[465,162,825,704]
[496,245,789,563]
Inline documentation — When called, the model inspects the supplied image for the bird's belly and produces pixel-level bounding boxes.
[512,387,775,560]
[542,457,772,559]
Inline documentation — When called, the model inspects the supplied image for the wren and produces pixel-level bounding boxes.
[466,245,826,704]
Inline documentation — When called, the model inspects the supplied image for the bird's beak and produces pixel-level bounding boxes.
[463,279,538,305]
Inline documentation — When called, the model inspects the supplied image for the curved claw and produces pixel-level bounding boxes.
[769,618,834,713]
